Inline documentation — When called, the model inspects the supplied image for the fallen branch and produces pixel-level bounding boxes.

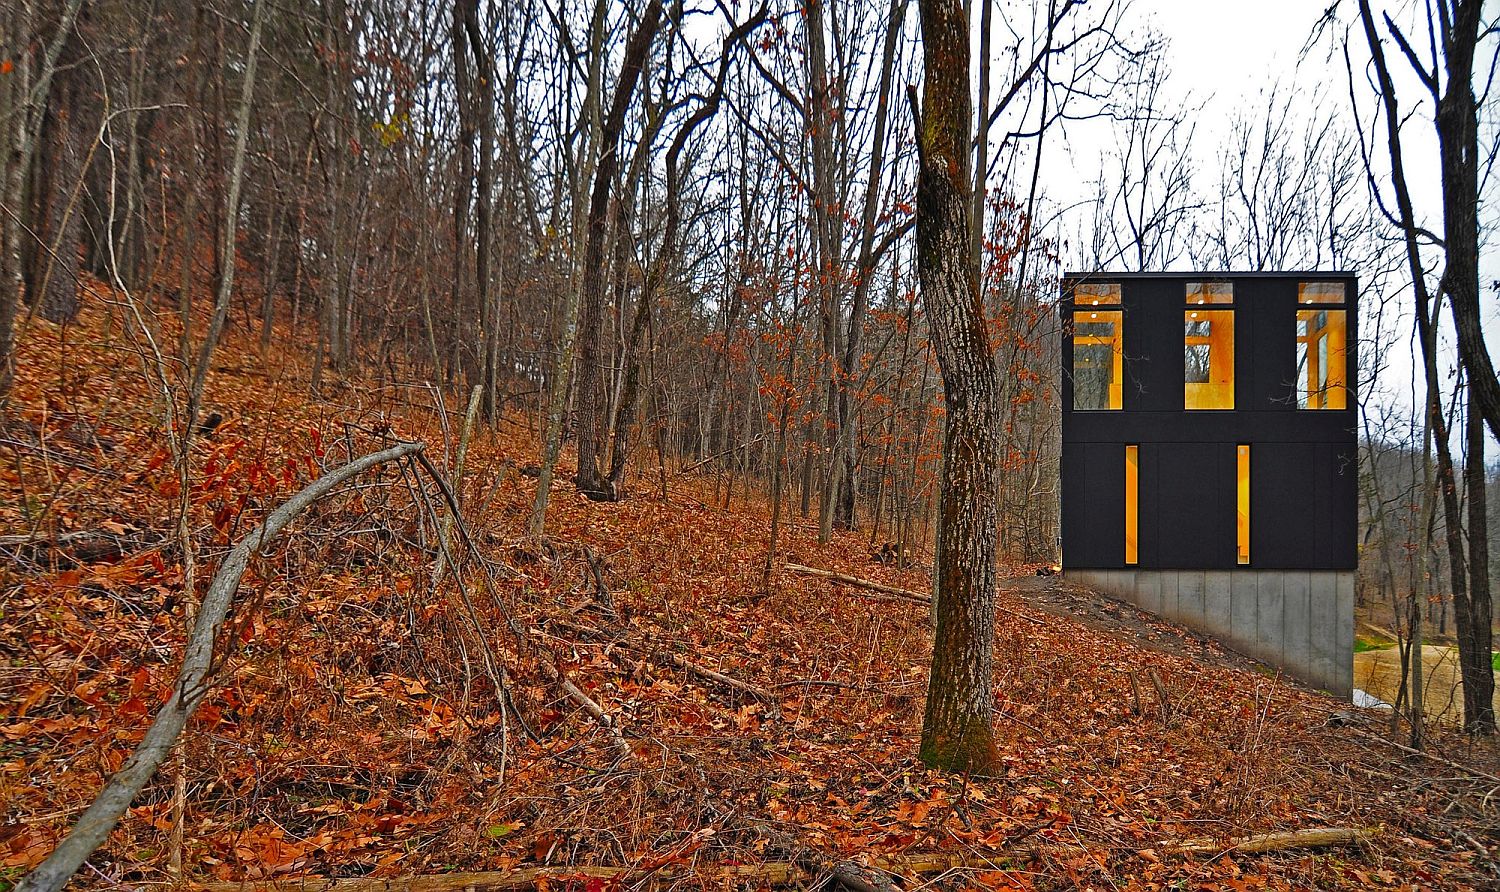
[658,649,777,707]
[784,562,1044,625]
[1351,728,1500,785]
[537,659,635,764]
[17,441,426,892]
[784,562,929,604]
[674,432,767,476]
[549,616,778,711]
[1161,827,1377,855]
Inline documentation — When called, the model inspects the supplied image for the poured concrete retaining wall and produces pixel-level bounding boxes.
[1064,569,1354,698]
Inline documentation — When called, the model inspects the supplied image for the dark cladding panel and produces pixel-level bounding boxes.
[1061,442,1126,568]
[1061,442,1086,559]
[1125,277,1181,413]
[1155,443,1234,567]
[1252,444,1318,567]
[1138,443,1160,567]
[1247,278,1298,410]
[1317,444,1359,568]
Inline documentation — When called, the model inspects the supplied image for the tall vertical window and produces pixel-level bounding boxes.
[1185,309,1235,409]
[1296,282,1348,409]
[1125,445,1139,565]
[1237,445,1250,565]
[1072,283,1122,410]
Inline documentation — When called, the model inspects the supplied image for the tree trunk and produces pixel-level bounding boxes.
[1434,1,1500,446]
[0,0,84,397]
[835,0,907,531]
[912,0,1002,774]
[29,60,86,324]
[1464,397,1495,731]
[186,0,265,432]
[1360,0,1493,735]
[573,0,664,500]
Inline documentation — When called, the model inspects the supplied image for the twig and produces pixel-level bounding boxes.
[1351,728,1500,785]
[537,659,634,764]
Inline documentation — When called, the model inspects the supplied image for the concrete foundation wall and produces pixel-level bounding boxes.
[1064,568,1353,698]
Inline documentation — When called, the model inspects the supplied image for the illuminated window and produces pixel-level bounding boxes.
[1075,283,1122,306]
[1296,309,1347,409]
[1073,309,1123,410]
[1298,282,1345,304]
[1187,281,1234,305]
[1125,445,1139,565]
[1237,445,1250,565]
[1184,310,1234,409]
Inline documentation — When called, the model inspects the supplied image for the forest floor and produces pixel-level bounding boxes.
[6,287,1500,891]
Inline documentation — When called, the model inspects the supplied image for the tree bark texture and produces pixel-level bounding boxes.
[27,56,86,324]
[1464,398,1494,730]
[913,0,1002,773]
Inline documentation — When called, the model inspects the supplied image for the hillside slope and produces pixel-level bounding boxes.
[3,290,1498,890]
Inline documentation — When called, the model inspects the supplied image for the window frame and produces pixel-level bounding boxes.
[1069,282,1124,411]
[1295,281,1350,410]
[1182,286,1230,410]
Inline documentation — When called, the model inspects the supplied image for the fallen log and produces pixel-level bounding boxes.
[17,441,426,892]
[784,562,929,604]
[1161,827,1377,855]
[784,562,1044,625]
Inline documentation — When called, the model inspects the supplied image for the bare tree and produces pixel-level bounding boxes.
[912,0,1003,773]
[1356,0,1495,735]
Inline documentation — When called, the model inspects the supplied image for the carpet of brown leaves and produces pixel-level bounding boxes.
[3,288,1499,891]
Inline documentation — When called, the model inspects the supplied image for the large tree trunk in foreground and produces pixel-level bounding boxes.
[913,0,1001,773]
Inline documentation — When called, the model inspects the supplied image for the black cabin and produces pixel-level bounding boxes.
[1059,272,1358,572]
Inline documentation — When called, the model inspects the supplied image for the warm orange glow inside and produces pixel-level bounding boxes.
[1073,310,1123,410]
[1297,309,1347,409]
[1237,444,1250,565]
[1184,310,1234,409]
[1125,445,1139,565]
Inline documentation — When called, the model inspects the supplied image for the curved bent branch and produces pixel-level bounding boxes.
[18,440,425,892]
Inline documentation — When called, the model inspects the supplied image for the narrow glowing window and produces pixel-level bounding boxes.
[1185,309,1234,409]
[1237,445,1250,565]
[1125,445,1139,565]
[1072,309,1123,410]
[1296,308,1348,409]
